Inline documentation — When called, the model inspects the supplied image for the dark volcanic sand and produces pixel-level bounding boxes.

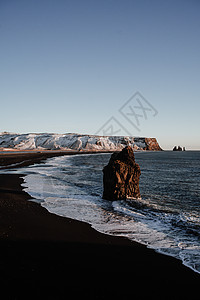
[0,161,199,298]
[0,150,113,169]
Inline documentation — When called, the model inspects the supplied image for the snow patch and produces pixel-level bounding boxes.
[0,132,159,151]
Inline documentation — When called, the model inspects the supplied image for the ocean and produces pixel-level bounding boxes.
[11,151,200,273]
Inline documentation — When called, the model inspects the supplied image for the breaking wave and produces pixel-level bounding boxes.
[20,151,200,274]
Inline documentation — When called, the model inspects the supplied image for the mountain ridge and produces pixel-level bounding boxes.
[0,132,162,151]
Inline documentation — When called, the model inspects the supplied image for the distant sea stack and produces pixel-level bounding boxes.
[0,132,162,152]
[103,146,141,201]
[173,146,185,151]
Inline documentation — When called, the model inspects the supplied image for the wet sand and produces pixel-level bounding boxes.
[0,155,199,298]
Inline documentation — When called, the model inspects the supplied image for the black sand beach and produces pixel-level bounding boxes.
[0,150,114,169]
[0,153,199,299]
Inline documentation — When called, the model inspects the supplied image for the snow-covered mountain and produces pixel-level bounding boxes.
[0,132,162,151]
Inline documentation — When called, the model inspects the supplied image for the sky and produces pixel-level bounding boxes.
[0,0,200,150]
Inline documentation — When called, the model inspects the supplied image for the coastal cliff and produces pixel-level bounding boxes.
[0,132,162,151]
[145,138,162,151]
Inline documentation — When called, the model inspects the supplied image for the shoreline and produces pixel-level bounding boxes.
[0,149,115,169]
[0,157,199,297]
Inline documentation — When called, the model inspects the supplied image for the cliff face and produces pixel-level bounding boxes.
[145,138,162,151]
[0,132,162,151]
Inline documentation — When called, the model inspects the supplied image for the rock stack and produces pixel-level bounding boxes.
[103,146,141,201]
[173,146,183,151]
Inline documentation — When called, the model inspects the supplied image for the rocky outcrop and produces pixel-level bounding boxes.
[145,138,162,151]
[173,146,182,151]
[103,146,141,201]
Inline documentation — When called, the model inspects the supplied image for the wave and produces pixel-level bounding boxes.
[19,152,200,274]
[23,172,200,274]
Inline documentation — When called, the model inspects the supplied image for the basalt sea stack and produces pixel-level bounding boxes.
[103,146,141,200]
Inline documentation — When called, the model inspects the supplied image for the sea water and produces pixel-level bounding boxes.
[10,151,200,274]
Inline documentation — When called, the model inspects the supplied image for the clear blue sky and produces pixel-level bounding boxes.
[1,0,200,149]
